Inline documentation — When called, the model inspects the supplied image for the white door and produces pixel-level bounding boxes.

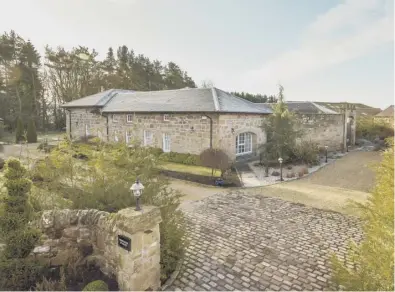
[162,133,171,152]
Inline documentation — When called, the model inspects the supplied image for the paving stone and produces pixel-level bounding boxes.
[168,193,362,291]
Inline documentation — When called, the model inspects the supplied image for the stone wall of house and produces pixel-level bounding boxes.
[31,206,162,291]
[67,108,272,159]
[295,113,344,150]
[217,114,268,158]
[108,113,218,155]
[66,108,107,140]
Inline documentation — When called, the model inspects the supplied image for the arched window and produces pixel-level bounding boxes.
[236,132,252,155]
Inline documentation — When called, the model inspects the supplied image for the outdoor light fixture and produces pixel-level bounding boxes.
[231,128,235,134]
[130,178,144,211]
[325,146,328,163]
[278,157,284,181]
[190,126,194,132]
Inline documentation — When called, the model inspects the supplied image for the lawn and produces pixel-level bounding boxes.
[159,162,221,177]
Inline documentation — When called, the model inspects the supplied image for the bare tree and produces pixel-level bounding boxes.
[199,148,232,177]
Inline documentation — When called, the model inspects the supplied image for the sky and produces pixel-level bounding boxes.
[0,0,393,109]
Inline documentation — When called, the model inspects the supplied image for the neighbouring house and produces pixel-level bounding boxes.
[374,105,394,129]
[256,101,355,150]
[61,88,272,160]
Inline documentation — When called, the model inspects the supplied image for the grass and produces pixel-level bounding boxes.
[160,162,221,177]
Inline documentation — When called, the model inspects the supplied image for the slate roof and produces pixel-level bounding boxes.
[376,105,394,117]
[63,87,272,114]
[62,89,135,108]
[255,101,337,114]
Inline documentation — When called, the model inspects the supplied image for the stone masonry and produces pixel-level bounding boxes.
[32,206,162,291]
[66,108,347,159]
[168,192,362,291]
[295,113,345,151]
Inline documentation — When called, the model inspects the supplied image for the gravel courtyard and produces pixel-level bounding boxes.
[168,193,362,291]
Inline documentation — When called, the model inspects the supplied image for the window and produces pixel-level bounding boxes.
[163,114,170,121]
[126,130,133,144]
[162,133,171,152]
[126,114,133,123]
[114,131,119,142]
[112,114,118,123]
[85,124,89,136]
[236,132,252,155]
[144,130,153,146]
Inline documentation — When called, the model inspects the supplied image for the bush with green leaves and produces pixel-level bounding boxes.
[331,137,394,291]
[159,151,200,166]
[356,117,394,141]
[83,280,109,291]
[0,158,44,291]
[15,117,24,143]
[260,85,302,163]
[26,119,37,143]
[290,140,320,165]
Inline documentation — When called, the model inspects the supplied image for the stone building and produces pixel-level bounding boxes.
[62,88,272,160]
[256,101,355,150]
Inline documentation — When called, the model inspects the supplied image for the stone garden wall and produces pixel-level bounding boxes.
[32,206,162,291]
[295,113,345,150]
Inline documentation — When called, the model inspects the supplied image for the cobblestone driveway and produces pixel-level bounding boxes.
[168,192,362,291]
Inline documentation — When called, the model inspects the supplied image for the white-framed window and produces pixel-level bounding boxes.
[163,114,170,121]
[126,130,133,144]
[144,130,153,146]
[112,114,118,123]
[162,133,171,152]
[114,130,119,142]
[236,132,252,155]
[85,124,89,136]
[126,114,133,123]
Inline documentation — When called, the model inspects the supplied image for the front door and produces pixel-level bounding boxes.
[162,133,171,152]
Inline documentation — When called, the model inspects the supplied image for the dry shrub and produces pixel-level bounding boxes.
[303,166,309,174]
[199,148,232,177]
[286,172,295,178]
[297,170,304,178]
[271,170,280,176]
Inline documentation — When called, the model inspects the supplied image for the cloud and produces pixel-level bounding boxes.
[242,0,394,92]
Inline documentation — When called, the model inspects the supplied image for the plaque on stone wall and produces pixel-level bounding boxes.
[118,235,131,251]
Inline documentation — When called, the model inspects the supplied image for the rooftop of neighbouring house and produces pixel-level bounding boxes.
[255,101,338,114]
[61,87,273,114]
[375,105,394,117]
[314,102,382,116]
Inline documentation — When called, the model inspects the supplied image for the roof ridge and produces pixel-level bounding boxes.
[211,87,220,111]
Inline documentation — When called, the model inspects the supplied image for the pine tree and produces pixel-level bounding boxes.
[15,116,24,143]
[260,85,300,162]
[26,118,37,143]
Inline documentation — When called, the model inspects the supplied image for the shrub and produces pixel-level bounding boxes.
[26,119,37,143]
[160,151,200,166]
[286,171,295,178]
[331,137,394,291]
[0,257,49,291]
[3,228,40,258]
[15,117,24,143]
[297,170,304,178]
[290,140,320,165]
[200,148,232,177]
[260,85,302,162]
[271,170,280,176]
[356,117,394,141]
[287,165,293,170]
[0,157,4,170]
[83,280,109,291]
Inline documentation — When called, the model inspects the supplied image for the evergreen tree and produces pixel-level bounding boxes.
[26,118,37,143]
[15,116,24,143]
[260,85,300,162]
